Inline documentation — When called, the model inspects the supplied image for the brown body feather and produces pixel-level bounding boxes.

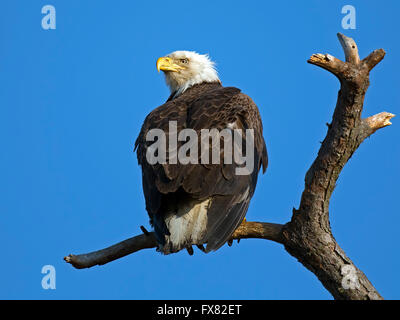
[135,82,268,254]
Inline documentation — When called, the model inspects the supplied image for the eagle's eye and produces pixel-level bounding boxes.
[180,58,189,64]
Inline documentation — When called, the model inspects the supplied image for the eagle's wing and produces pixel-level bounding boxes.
[135,86,268,253]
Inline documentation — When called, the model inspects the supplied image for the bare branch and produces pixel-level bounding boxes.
[337,33,360,65]
[364,112,395,131]
[64,221,285,269]
[362,49,386,71]
[308,53,347,78]
[358,112,396,140]
[232,221,285,243]
[64,232,157,269]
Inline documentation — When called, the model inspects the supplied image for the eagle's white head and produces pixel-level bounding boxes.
[156,51,220,97]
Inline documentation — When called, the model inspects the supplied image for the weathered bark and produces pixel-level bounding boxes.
[64,34,394,300]
[281,34,390,300]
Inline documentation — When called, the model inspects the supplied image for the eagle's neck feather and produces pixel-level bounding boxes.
[167,81,222,101]
[165,66,220,98]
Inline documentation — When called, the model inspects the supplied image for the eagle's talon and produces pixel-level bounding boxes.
[186,246,194,255]
[140,225,150,236]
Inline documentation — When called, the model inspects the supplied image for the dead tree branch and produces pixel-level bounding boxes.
[64,34,394,300]
[282,33,391,300]
[64,221,284,269]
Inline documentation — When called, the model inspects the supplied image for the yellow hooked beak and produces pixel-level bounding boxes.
[156,57,186,72]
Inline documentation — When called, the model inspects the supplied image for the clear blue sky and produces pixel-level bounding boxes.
[1,0,399,299]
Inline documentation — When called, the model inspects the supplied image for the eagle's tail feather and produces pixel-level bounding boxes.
[154,193,250,254]
[158,198,210,254]
[204,197,250,252]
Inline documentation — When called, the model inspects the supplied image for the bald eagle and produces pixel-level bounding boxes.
[135,51,268,254]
